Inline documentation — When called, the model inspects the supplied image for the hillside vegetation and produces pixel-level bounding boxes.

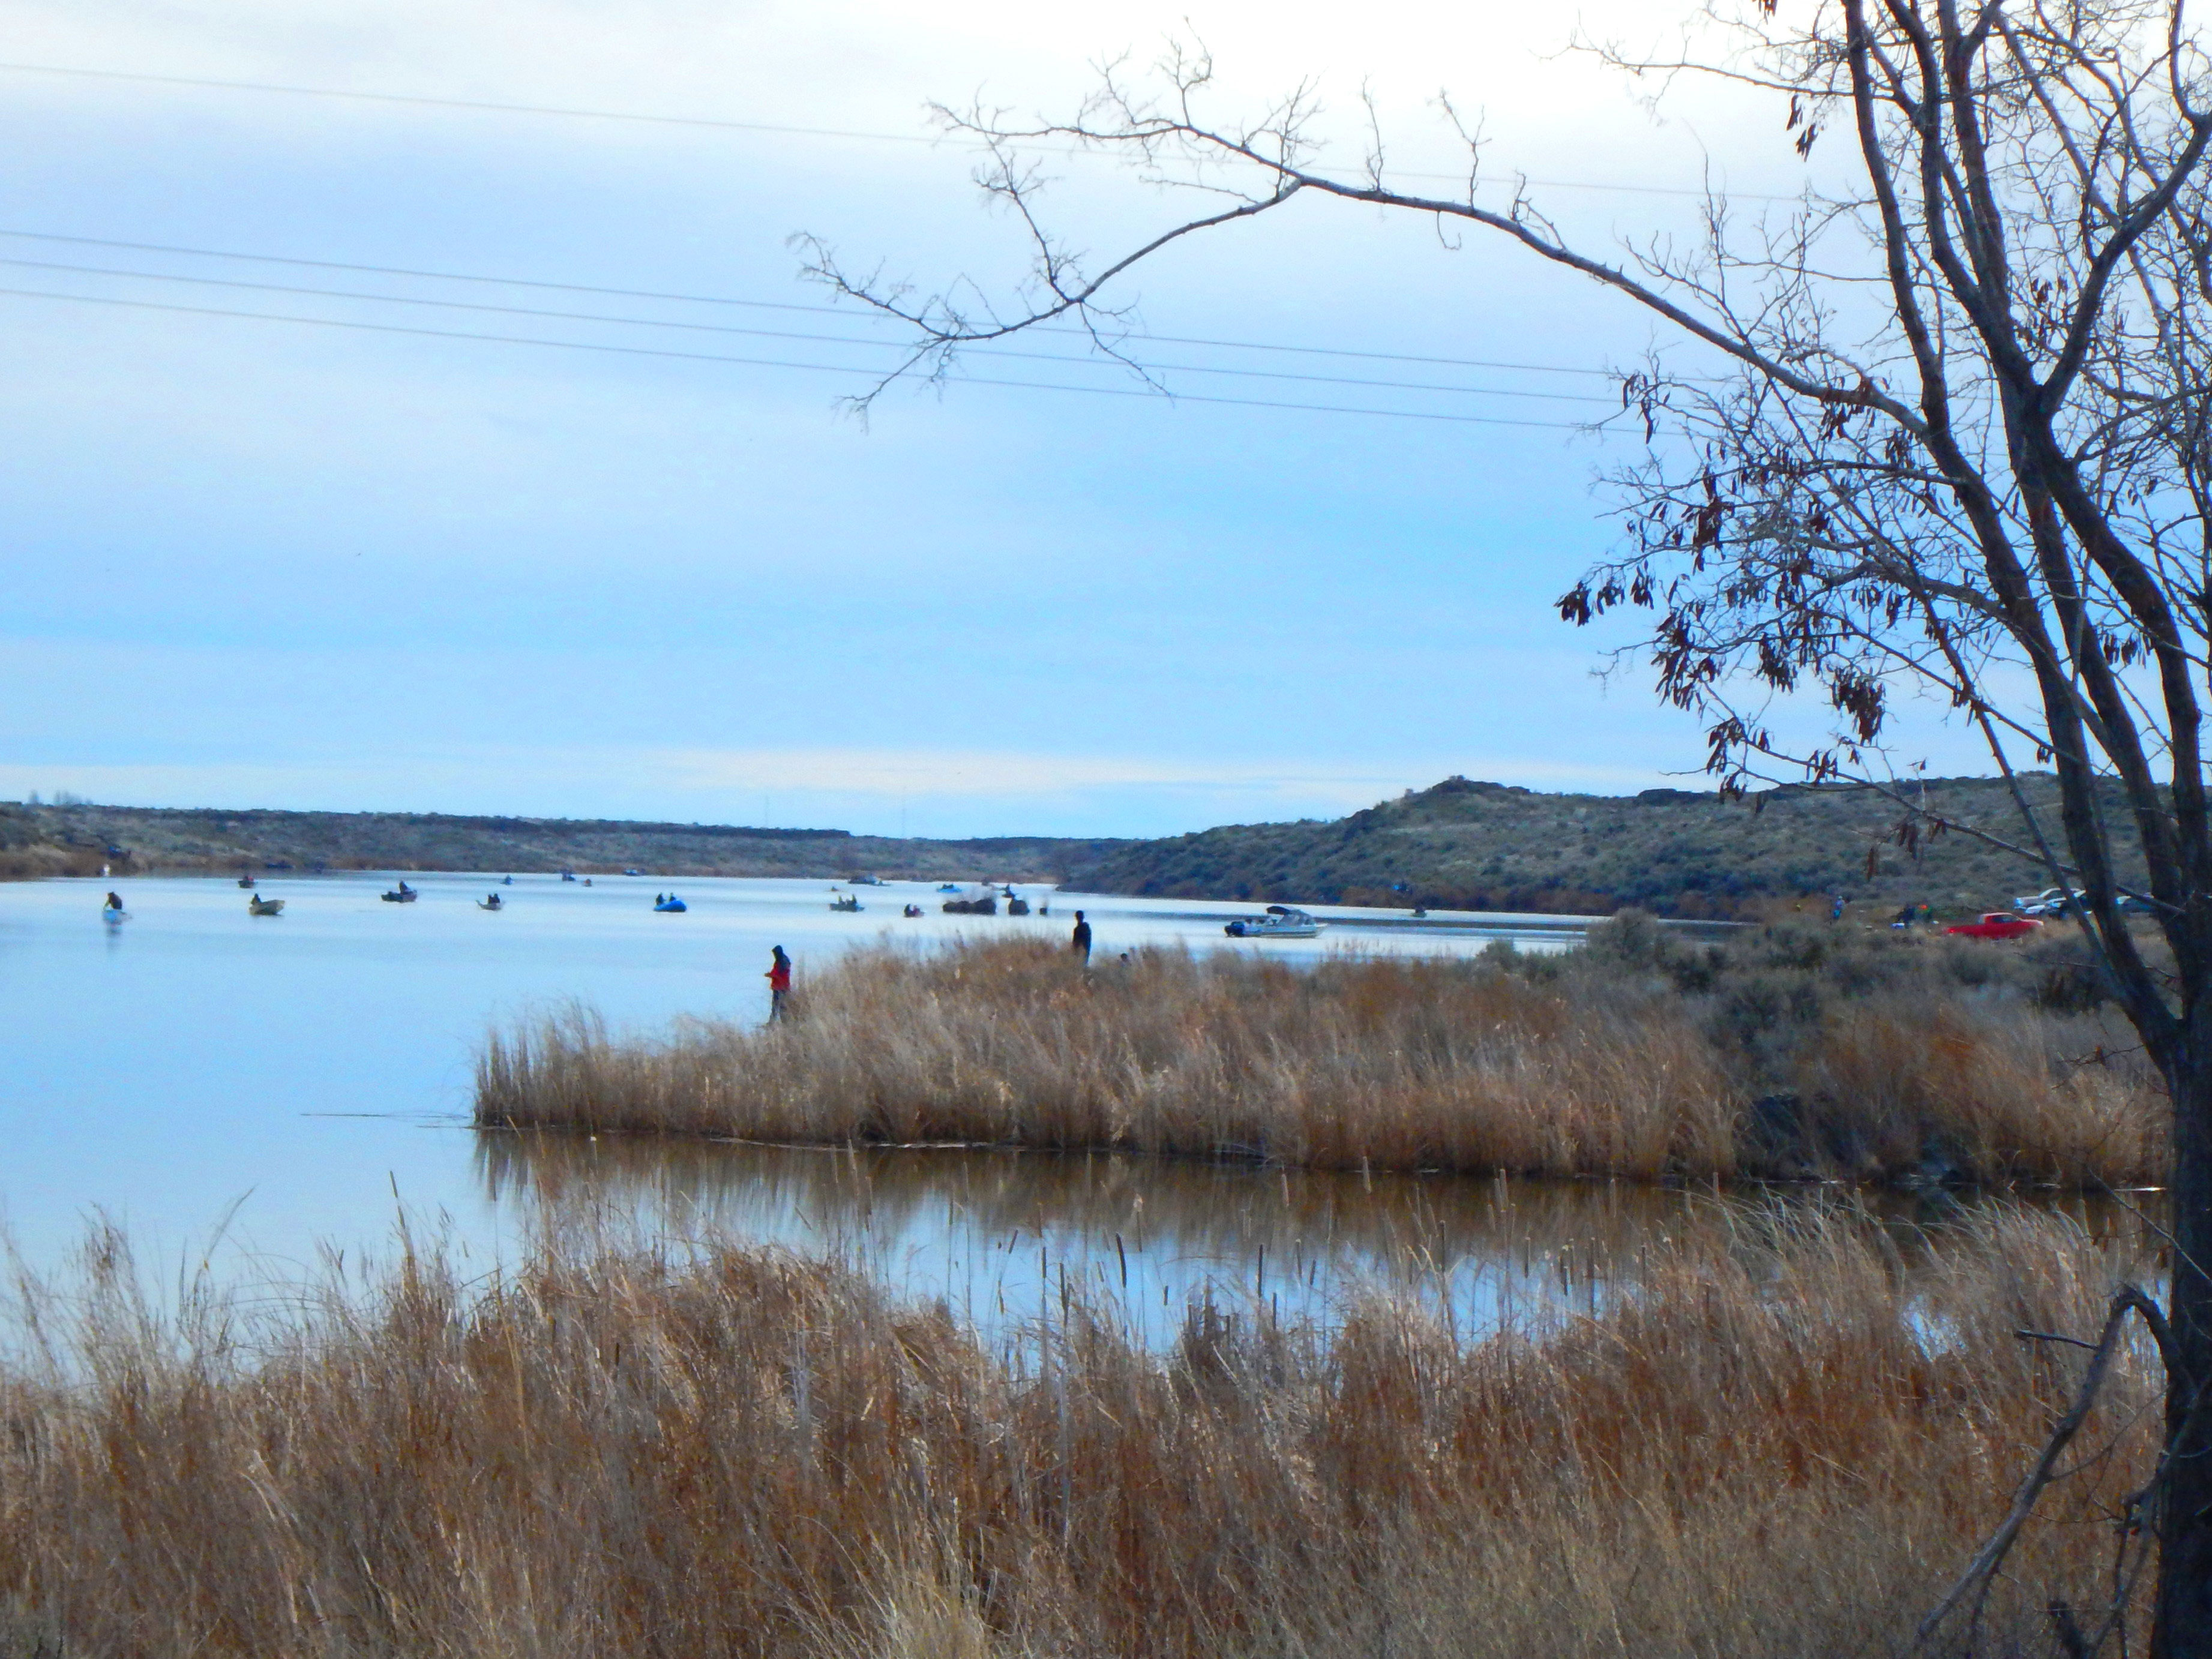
[1078,773,2141,918]
[0,802,1122,884]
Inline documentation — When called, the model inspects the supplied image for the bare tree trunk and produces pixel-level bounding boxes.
[2157,1045,2212,1658]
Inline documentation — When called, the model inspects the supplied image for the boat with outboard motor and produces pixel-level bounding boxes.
[1224,905,1325,940]
[248,895,284,916]
[381,882,418,903]
[478,894,505,911]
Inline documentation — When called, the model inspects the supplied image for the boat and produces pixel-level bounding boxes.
[903,903,924,918]
[1225,905,1325,940]
[248,895,284,916]
[381,883,418,902]
[478,895,505,911]
[501,875,514,886]
[846,874,884,886]
[937,883,960,893]
[236,874,256,889]
[561,868,577,882]
[624,868,644,877]
[829,893,863,913]
[101,908,128,926]
[654,897,687,913]
[942,895,998,916]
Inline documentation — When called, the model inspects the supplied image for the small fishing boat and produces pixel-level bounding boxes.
[501,875,514,886]
[829,893,862,913]
[903,903,924,918]
[942,895,997,916]
[654,896,687,913]
[381,883,418,902]
[624,868,644,877]
[937,883,960,893]
[478,895,505,911]
[846,874,884,886]
[1225,905,1324,940]
[560,868,577,882]
[236,874,256,889]
[248,895,284,916]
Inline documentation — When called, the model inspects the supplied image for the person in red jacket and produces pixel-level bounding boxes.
[766,945,792,1022]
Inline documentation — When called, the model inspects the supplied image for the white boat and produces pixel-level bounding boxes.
[1225,905,1324,940]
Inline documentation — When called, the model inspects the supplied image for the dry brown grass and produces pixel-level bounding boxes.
[0,1207,2162,1657]
[475,937,2165,1186]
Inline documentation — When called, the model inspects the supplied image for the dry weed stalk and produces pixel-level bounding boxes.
[0,1208,2163,1656]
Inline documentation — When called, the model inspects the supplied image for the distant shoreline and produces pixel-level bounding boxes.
[0,769,2142,919]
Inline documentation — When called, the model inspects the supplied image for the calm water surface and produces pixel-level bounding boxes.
[5,870,1611,1309]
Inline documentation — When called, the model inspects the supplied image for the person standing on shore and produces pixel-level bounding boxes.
[1071,910,1092,964]
[766,945,792,1022]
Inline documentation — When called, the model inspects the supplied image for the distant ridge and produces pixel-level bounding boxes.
[0,802,1125,884]
[1072,773,2145,919]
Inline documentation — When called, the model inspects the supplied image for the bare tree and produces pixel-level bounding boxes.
[798,5,2212,1649]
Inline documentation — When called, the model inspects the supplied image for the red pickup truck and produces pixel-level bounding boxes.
[1944,912,2043,940]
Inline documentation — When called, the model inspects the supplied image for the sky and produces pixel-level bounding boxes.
[0,0,2003,838]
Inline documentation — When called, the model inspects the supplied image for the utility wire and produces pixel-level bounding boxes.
[0,59,1800,200]
[0,284,1606,428]
[0,229,1620,377]
[0,256,1615,403]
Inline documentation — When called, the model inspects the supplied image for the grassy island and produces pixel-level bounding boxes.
[476,918,2163,1189]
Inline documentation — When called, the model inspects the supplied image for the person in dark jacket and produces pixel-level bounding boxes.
[766,945,793,1022]
[1070,911,1092,964]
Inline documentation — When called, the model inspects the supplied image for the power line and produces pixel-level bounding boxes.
[0,60,1800,200]
[0,229,1620,377]
[0,255,1615,403]
[0,284,1608,428]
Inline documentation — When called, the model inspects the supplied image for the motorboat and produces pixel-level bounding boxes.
[236,874,256,889]
[381,883,418,903]
[846,874,884,886]
[624,868,644,877]
[478,895,505,911]
[248,895,284,916]
[654,896,687,913]
[1225,905,1325,940]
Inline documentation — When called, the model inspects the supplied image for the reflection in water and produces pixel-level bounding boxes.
[476,1130,2150,1345]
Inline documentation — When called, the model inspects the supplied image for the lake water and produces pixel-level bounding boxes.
[5,869,1619,1319]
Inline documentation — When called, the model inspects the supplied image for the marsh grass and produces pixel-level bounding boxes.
[477,929,2164,1186]
[0,1207,2160,1657]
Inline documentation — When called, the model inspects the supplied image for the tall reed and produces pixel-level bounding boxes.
[0,1208,2162,1657]
[476,936,2164,1185]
